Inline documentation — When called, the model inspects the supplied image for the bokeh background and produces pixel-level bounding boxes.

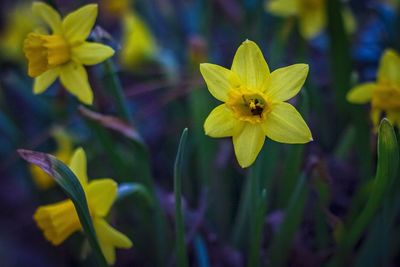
[1,0,400,266]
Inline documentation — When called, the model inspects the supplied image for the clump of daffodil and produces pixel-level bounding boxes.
[0,4,34,62]
[23,2,115,105]
[265,0,355,39]
[34,148,132,265]
[347,49,400,130]
[200,40,313,168]
[29,128,73,190]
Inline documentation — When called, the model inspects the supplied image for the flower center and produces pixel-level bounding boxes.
[226,89,269,123]
[23,33,70,77]
[372,85,400,111]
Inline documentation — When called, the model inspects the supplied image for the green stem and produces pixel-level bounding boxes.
[174,128,189,267]
[103,59,133,123]
[247,189,267,267]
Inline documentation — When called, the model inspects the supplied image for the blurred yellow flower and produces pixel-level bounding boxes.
[34,148,132,265]
[266,0,355,39]
[119,11,157,68]
[347,49,400,130]
[101,0,130,17]
[0,4,34,62]
[29,129,73,190]
[200,40,313,168]
[23,2,115,105]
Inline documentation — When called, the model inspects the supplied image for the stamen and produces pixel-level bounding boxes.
[247,98,264,117]
[227,90,268,123]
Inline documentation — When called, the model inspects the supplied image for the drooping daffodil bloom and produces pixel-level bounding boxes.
[200,40,313,168]
[347,49,400,129]
[34,148,132,265]
[29,128,73,190]
[266,0,355,40]
[23,2,115,105]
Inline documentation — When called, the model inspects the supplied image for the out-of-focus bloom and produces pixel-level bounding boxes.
[200,40,313,168]
[23,2,115,105]
[347,49,400,129]
[34,148,132,265]
[100,0,157,68]
[266,0,355,39]
[101,0,130,17]
[0,4,34,62]
[29,129,73,190]
[119,11,158,68]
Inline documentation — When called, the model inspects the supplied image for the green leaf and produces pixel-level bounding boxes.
[345,119,399,247]
[102,59,133,123]
[116,182,153,206]
[326,0,351,116]
[247,189,267,267]
[17,149,108,267]
[330,118,399,266]
[174,128,189,267]
[194,234,210,267]
[269,172,309,267]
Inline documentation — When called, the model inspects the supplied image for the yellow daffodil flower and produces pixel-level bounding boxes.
[100,0,156,68]
[29,129,73,190]
[266,0,355,39]
[34,148,132,265]
[23,2,115,105]
[0,4,34,62]
[347,49,400,129]
[200,40,313,168]
[119,11,157,68]
[101,0,130,17]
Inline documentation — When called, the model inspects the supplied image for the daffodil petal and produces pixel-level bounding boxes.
[263,102,313,144]
[33,68,59,94]
[233,124,265,168]
[62,4,98,44]
[87,179,117,217]
[231,40,270,91]
[346,83,376,104]
[200,63,239,102]
[68,147,88,187]
[94,218,133,265]
[59,62,93,105]
[72,42,114,65]
[32,2,62,34]
[265,64,309,101]
[377,49,400,85]
[204,104,243,137]
[298,7,325,39]
[266,0,299,16]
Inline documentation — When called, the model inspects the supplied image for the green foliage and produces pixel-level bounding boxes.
[174,128,189,267]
